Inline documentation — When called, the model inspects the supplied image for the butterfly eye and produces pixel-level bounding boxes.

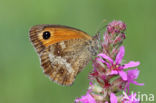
[42,31,51,40]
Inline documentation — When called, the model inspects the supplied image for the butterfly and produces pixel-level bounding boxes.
[29,24,100,86]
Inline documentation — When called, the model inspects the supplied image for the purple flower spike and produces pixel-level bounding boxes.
[75,20,143,103]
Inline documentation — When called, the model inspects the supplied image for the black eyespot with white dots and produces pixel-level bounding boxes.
[42,31,51,40]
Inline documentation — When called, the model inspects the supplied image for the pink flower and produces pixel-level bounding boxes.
[98,46,140,81]
[125,69,144,94]
[75,90,96,103]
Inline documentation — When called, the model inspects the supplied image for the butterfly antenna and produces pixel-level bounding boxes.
[95,19,108,34]
[95,19,108,52]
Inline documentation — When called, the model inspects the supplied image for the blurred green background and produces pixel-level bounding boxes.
[0,0,155,103]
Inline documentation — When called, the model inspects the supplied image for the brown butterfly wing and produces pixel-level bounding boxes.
[29,24,99,86]
[40,39,94,85]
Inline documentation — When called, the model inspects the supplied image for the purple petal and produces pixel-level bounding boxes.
[131,81,144,86]
[89,82,93,86]
[110,70,118,75]
[127,69,140,80]
[115,46,125,64]
[110,93,118,103]
[75,92,96,103]
[123,61,140,69]
[96,58,111,68]
[96,58,105,63]
[98,53,113,64]
[119,71,127,81]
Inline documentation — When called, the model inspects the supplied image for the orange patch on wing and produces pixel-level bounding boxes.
[38,27,92,47]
